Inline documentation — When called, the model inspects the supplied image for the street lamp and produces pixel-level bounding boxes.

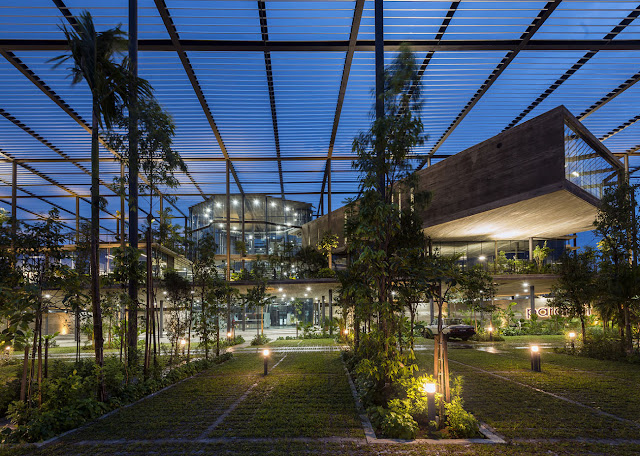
[263,349,270,375]
[568,332,576,351]
[530,345,541,372]
[423,382,437,428]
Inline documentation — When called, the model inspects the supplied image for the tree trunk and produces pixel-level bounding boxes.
[624,303,633,353]
[91,102,106,402]
[20,346,29,402]
[580,314,587,345]
[187,297,193,362]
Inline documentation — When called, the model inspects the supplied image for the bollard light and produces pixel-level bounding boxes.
[423,382,437,427]
[568,332,576,351]
[263,349,270,376]
[488,325,494,342]
[227,331,232,340]
[530,345,541,372]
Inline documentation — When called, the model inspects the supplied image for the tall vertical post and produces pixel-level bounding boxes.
[375,0,385,198]
[120,163,126,250]
[327,158,333,269]
[321,295,325,327]
[11,161,17,240]
[529,237,534,262]
[530,285,535,317]
[75,196,80,244]
[226,160,232,332]
[329,289,333,334]
[128,0,140,367]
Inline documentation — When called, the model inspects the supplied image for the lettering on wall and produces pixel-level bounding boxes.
[525,307,592,319]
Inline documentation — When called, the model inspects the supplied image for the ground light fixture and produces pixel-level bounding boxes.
[569,332,576,350]
[262,349,270,375]
[423,382,437,427]
[478,255,486,261]
[488,325,494,342]
[227,332,232,340]
[530,345,541,372]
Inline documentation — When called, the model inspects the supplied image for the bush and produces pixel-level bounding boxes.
[368,403,418,440]
[444,397,479,438]
[1,353,233,443]
[250,334,270,346]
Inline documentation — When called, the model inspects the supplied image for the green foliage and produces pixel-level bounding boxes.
[444,396,480,438]
[533,241,553,271]
[1,353,233,443]
[368,403,418,440]
[250,334,270,346]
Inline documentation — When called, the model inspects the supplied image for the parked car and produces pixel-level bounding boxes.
[416,318,476,341]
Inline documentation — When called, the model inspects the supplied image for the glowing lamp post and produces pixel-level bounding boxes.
[488,325,494,342]
[263,349,270,375]
[227,331,233,341]
[180,338,186,355]
[530,345,541,372]
[568,332,576,351]
[423,382,437,428]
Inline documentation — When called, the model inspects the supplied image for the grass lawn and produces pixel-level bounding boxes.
[4,337,640,456]
[266,338,339,347]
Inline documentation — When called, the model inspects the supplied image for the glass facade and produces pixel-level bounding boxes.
[564,123,619,199]
[431,238,566,271]
[189,195,312,258]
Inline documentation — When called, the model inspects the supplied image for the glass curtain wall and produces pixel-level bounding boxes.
[564,123,619,198]
[189,194,312,259]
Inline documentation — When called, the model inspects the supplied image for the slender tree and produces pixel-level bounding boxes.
[51,11,150,399]
[549,248,598,344]
[593,181,639,353]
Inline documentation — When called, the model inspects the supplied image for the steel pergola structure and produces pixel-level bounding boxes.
[1,0,640,237]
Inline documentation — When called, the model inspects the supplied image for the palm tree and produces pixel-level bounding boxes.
[50,11,149,400]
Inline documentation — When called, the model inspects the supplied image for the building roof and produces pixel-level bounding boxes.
[1,1,639,238]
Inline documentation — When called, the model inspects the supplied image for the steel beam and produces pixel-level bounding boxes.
[600,115,640,142]
[318,0,365,212]
[578,71,640,120]
[154,0,243,196]
[0,49,187,218]
[258,1,285,199]
[504,5,640,131]
[3,39,640,52]
[418,0,562,168]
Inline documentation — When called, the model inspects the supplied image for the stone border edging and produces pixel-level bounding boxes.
[341,359,505,445]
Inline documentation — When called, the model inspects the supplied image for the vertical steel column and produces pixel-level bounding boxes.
[321,295,325,327]
[327,158,333,269]
[226,160,232,332]
[375,0,385,198]
[120,163,125,250]
[128,0,140,366]
[329,289,333,334]
[530,285,535,316]
[75,196,80,244]
[11,161,17,239]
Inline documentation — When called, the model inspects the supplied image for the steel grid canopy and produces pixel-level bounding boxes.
[1,0,640,237]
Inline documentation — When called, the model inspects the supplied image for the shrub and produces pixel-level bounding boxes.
[444,397,479,438]
[1,353,233,443]
[250,334,270,346]
[368,403,418,440]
